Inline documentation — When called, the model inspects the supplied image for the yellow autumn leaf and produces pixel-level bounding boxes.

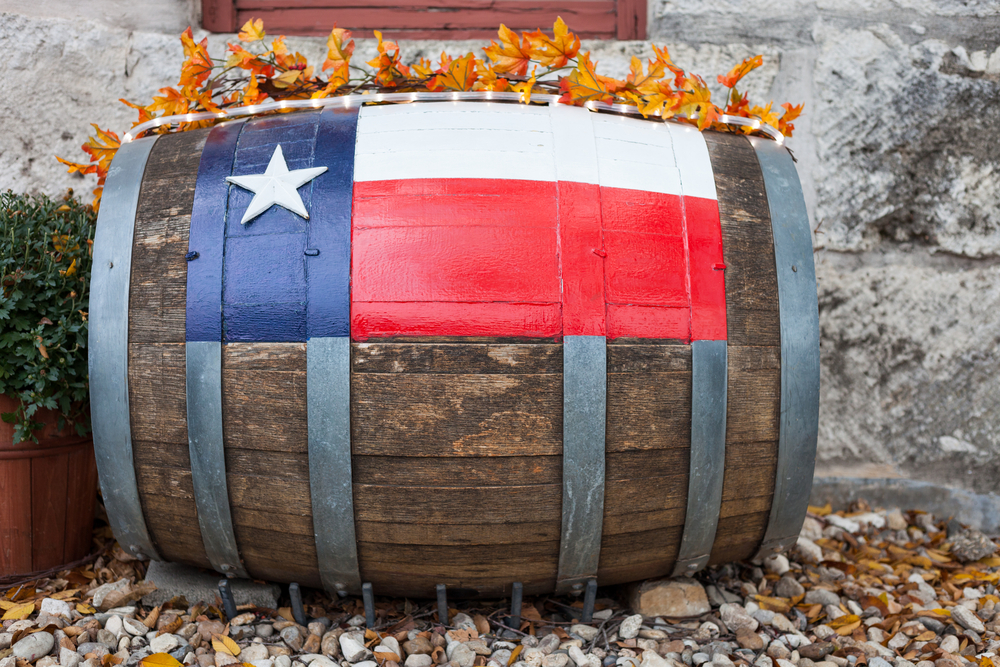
[51,589,80,601]
[754,595,792,613]
[507,645,523,667]
[827,614,861,629]
[2,602,35,621]
[212,634,240,657]
[0,600,15,611]
[140,654,183,667]
[834,620,861,636]
[272,70,301,88]
[238,18,265,42]
[808,503,832,516]
[77,603,96,615]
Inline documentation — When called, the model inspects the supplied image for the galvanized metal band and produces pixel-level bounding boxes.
[186,340,248,577]
[749,137,821,559]
[307,336,362,595]
[556,335,607,594]
[672,339,728,576]
[89,136,161,562]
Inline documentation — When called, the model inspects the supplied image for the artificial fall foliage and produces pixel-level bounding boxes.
[58,18,804,209]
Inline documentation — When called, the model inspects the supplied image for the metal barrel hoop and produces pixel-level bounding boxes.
[89,136,162,563]
[556,335,607,595]
[748,137,820,560]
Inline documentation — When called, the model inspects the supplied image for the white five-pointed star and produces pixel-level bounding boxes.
[226,144,328,225]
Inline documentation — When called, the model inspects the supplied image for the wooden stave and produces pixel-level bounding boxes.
[125,124,780,597]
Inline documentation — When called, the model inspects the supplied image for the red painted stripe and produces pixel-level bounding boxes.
[348,179,726,342]
[352,226,560,303]
[606,305,690,340]
[685,196,727,341]
[352,302,562,339]
[559,181,606,336]
[353,179,558,228]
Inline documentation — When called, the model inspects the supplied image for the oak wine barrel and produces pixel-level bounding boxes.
[90,98,819,598]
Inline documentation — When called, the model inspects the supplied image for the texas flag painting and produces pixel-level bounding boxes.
[186,102,726,347]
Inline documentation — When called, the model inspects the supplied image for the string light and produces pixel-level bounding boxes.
[122,92,786,144]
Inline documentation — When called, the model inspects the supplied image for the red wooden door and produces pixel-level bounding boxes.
[202,0,646,40]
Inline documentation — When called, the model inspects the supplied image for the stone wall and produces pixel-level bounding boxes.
[1,1,998,491]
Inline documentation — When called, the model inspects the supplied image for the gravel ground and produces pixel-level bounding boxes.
[3,501,1000,667]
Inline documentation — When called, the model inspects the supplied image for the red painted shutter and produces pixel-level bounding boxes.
[201,0,645,39]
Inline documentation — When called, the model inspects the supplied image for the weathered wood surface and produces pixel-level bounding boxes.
[351,342,562,593]
[705,131,781,564]
[128,132,211,570]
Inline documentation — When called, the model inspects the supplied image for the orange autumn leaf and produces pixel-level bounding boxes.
[367,31,410,87]
[524,17,580,69]
[55,156,97,176]
[778,101,804,137]
[483,24,533,77]
[558,52,612,105]
[718,54,763,88]
[238,18,266,42]
[148,87,189,116]
[179,28,213,88]
[677,75,720,130]
[81,125,121,172]
[511,73,537,102]
[748,102,780,131]
[313,63,350,96]
[473,62,510,92]
[412,57,435,79]
[323,27,355,71]
[651,44,685,87]
[627,56,666,94]
[430,53,479,92]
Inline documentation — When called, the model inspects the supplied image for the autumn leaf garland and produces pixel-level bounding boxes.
[59,17,803,209]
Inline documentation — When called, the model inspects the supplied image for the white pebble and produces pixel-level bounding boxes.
[764,554,790,575]
[40,599,74,619]
[619,615,643,640]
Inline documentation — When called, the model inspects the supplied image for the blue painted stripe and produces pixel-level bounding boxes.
[187,120,244,342]
[307,108,359,339]
[188,110,360,343]
[221,112,320,342]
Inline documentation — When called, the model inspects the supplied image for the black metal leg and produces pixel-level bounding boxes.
[218,579,238,621]
[289,582,308,626]
[436,583,448,626]
[509,582,523,631]
[362,582,375,629]
[581,579,598,623]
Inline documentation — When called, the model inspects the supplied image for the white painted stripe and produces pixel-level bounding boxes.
[550,104,599,185]
[592,114,682,196]
[355,103,557,182]
[665,123,718,201]
[353,102,717,200]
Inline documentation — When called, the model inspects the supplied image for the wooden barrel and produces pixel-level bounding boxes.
[90,98,819,598]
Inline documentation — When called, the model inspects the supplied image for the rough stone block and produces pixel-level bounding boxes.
[627,578,710,618]
[141,561,281,608]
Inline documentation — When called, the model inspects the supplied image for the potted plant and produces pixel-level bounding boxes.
[1,190,98,577]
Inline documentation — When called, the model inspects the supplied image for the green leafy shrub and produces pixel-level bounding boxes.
[1,190,95,443]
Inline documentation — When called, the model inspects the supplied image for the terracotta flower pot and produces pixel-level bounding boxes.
[0,394,97,577]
